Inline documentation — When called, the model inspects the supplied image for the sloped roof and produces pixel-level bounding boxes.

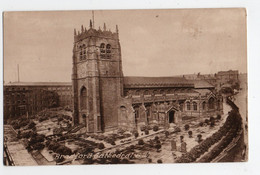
[124,76,194,88]
[194,89,212,96]
[4,82,72,87]
[189,80,215,89]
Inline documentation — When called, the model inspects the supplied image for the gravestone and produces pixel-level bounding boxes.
[171,139,177,151]
[181,141,187,153]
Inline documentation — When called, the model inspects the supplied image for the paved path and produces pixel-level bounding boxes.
[4,125,38,166]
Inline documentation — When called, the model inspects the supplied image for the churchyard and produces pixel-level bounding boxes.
[5,101,233,165]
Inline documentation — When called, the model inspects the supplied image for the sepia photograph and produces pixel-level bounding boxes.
[3,8,248,166]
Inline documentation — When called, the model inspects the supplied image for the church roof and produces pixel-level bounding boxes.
[4,82,72,87]
[189,80,215,89]
[123,76,194,88]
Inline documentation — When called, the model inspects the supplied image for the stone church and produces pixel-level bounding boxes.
[72,20,223,133]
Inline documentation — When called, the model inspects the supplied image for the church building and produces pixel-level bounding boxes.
[72,20,223,133]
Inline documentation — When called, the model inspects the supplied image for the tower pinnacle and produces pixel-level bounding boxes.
[81,25,84,33]
[103,23,106,31]
[90,20,93,28]
[116,25,119,33]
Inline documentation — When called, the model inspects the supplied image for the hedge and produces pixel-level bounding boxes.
[175,98,242,163]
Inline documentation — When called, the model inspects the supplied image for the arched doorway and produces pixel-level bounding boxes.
[208,97,215,110]
[82,114,87,127]
[169,110,175,123]
[80,86,87,110]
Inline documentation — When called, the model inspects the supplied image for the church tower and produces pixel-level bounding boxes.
[72,20,124,132]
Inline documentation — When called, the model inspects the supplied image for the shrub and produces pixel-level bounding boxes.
[117,128,126,135]
[61,146,73,155]
[48,141,60,152]
[188,131,193,138]
[29,134,45,145]
[216,114,221,120]
[155,144,161,152]
[110,141,116,146]
[154,136,159,141]
[53,128,63,135]
[174,126,181,132]
[32,142,45,150]
[28,121,36,129]
[210,116,215,122]
[197,134,202,143]
[39,116,48,122]
[26,145,33,152]
[129,145,135,150]
[138,139,145,145]
[204,119,209,125]
[210,120,215,127]
[180,135,184,142]
[140,125,146,131]
[148,158,152,163]
[184,124,190,131]
[46,140,51,146]
[32,127,36,132]
[21,131,32,139]
[153,125,159,132]
[145,129,149,135]
[98,143,105,149]
[157,159,163,163]
[199,122,204,127]
[165,131,169,137]
[134,132,139,138]
[58,116,63,122]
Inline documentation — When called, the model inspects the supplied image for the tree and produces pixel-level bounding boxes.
[134,132,139,138]
[98,143,105,149]
[138,139,145,145]
[155,144,161,152]
[180,135,184,142]
[157,159,163,163]
[153,125,159,132]
[197,134,202,143]
[188,131,193,138]
[184,124,190,131]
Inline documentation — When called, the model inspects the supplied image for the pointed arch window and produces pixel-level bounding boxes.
[80,86,87,110]
[100,43,106,59]
[208,97,215,110]
[187,102,191,110]
[134,106,140,119]
[193,102,197,111]
[79,45,87,61]
[202,101,206,110]
[106,44,111,59]
[179,102,184,112]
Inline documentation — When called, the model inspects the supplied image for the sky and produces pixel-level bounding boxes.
[3,8,247,83]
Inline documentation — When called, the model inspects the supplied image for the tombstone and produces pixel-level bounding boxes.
[171,139,177,151]
[181,141,187,153]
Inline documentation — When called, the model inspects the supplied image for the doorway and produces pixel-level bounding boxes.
[169,110,175,123]
[82,114,87,127]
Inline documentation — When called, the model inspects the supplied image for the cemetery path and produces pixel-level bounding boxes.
[4,125,38,166]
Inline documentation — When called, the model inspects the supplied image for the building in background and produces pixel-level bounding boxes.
[3,82,72,122]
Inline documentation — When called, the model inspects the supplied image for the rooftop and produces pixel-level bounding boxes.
[4,82,72,87]
[188,80,215,89]
[123,76,194,88]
